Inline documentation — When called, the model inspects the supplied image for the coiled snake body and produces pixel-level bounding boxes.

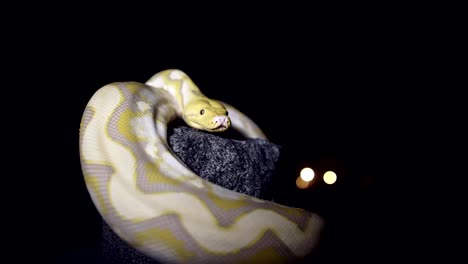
[79,69,322,263]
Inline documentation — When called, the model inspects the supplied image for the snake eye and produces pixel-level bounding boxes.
[226,111,229,115]
[200,109,205,115]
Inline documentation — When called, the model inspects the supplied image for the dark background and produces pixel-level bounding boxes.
[3,5,464,263]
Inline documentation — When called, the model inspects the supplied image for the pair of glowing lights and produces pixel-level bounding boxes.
[296,167,337,189]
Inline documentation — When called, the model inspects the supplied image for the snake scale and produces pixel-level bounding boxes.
[79,69,323,263]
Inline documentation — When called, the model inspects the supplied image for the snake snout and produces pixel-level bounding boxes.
[213,116,230,129]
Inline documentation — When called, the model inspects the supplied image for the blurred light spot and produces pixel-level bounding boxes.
[300,167,314,182]
[323,171,337,184]
[296,176,310,189]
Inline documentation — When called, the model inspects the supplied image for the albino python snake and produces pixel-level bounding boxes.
[79,69,323,263]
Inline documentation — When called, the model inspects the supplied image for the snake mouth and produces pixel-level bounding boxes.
[212,124,228,132]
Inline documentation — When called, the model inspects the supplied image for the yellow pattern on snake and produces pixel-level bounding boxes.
[79,69,323,263]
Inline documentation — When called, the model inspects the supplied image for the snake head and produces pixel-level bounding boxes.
[183,99,231,132]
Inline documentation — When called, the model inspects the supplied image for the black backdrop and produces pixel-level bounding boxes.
[3,6,464,263]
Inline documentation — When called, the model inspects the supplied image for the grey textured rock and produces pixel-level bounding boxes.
[102,222,159,263]
[168,126,281,198]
